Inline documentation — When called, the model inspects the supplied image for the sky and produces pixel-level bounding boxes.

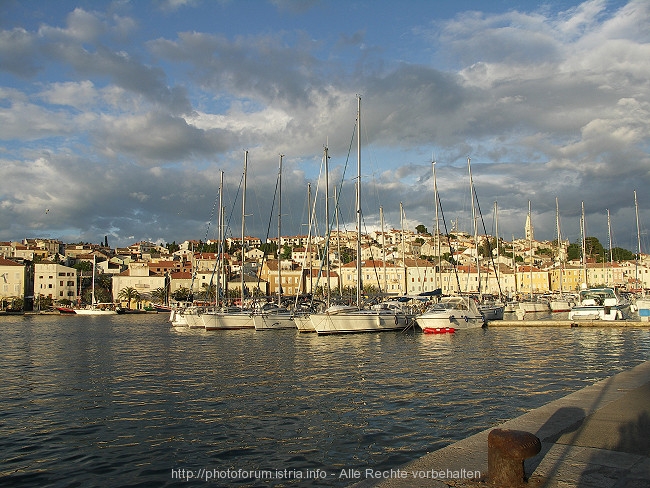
[1,0,648,253]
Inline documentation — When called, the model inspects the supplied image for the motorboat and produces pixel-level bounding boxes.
[568,287,629,321]
[416,296,486,333]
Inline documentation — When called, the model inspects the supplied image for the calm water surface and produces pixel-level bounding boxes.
[1,314,649,486]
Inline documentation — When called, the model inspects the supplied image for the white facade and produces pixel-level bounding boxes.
[34,262,77,302]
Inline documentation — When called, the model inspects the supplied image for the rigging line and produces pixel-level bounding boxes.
[358,106,383,218]
[255,164,280,295]
[437,190,461,294]
[360,208,383,295]
[204,173,237,298]
[471,180,503,299]
[313,119,357,294]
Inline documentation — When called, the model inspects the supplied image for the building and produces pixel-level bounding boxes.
[258,259,306,297]
[0,257,26,307]
[34,262,77,303]
[111,261,166,305]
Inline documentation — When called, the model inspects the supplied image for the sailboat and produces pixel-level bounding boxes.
[309,96,410,335]
[202,150,256,330]
[416,158,486,332]
[75,254,119,315]
[253,154,296,330]
[466,158,504,320]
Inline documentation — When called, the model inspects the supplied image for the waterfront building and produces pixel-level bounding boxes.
[111,261,165,304]
[168,271,193,297]
[258,259,306,297]
[404,258,438,295]
[337,259,406,296]
[515,265,551,295]
[0,257,26,307]
[549,264,583,292]
[34,262,77,303]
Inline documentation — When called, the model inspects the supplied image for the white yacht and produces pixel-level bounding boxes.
[416,296,486,333]
[568,287,629,321]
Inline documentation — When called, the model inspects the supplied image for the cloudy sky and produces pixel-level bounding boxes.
[1,0,648,253]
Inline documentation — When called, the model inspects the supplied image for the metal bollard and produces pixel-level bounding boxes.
[488,428,541,487]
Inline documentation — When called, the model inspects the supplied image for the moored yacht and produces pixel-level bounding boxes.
[568,287,629,321]
[416,296,486,333]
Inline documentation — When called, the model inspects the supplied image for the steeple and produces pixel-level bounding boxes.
[525,206,534,241]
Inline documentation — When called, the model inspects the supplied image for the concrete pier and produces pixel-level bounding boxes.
[488,319,650,327]
[355,360,650,487]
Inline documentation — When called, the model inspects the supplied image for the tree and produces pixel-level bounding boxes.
[611,247,635,261]
[201,282,217,301]
[280,244,292,259]
[151,287,167,304]
[567,242,581,261]
[259,242,278,256]
[585,236,604,260]
[118,287,141,309]
[171,287,192,302]
[415,224,429,235]
[166,241,180,253]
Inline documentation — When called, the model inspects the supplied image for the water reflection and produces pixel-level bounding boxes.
[0,315,648,486]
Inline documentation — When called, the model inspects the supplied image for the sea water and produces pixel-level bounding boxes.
[1,313,648,486]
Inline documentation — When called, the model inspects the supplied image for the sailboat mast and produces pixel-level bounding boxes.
[400,202,406,295]
[91,254,96,305]
[581,201,586,287]
[241,150,248,306]
[380,205,386,294]
[468,157,479,294]
[432,160,441,291]
[556,197,563,295]
[528,200,533,299]
[324,145,330,307]
[356,95,362,308]
[277,154,283,307]
[217,170,224,305]
[635,190,641,293]
[607,208,612,286]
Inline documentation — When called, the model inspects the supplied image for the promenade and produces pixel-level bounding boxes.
[356,359,650,487]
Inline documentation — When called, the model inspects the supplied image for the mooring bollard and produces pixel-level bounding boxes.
[488,428,541,487]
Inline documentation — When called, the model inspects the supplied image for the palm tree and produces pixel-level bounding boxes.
[201,283,217,302]
[118,287,141,309]
[151,287,167,304]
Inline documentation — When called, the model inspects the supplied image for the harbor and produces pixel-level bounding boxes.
[2,313,649,486]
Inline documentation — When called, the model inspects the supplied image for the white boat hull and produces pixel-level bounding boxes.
[518,302,550,313]
[184,311,205,329]
[202,311,255,330]
[416,296,485,332]
[309,309,409,335]
[294,314,316,332]
[568,306,623,321]
[169,309,188,327]
[75,308,117,315]
[253,313,296,330]
[568,288,628,321]
[550,299,576,312]
[416,312,485,331]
